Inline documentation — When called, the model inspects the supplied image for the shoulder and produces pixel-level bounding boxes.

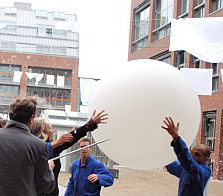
[201,164,212,176]
[72,159,80,167]
[91,157,106,167]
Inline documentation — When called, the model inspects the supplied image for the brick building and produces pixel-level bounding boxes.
[129,0,223,179]
[0,2,79,115]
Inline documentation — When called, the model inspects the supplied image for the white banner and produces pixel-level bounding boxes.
[170,18,223,63]
[180,68,213,96]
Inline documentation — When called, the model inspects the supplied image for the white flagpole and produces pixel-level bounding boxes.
[50,138,110,161]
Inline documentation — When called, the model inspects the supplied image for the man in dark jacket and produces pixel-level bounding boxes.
[0,97,55,196]
[162,117,211,196]
[65,137,114,196]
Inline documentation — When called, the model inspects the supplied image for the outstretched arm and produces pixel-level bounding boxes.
[53,110,108,154]
[161,117,202,173]
[161,117,179,141]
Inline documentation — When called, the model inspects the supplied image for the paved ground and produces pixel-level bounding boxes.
[58,167,223,196]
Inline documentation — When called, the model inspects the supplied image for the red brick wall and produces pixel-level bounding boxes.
[129,0,223,179]
[0,51,79,111]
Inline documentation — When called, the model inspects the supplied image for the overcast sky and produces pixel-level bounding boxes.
[1,0,131,79]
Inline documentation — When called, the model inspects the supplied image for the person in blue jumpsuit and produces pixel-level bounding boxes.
[161,117,211,196]
[65,137,114,196]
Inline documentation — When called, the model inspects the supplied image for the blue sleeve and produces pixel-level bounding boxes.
[65,165,75,196]
[172,137,204,173]
[94,161,114,187]
[46,142,54,159]
[166,160,183,178]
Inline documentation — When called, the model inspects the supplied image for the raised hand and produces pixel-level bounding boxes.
[91,110,108,124]
[161,117,179,141]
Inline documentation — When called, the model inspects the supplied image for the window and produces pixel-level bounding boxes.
[53,29,67,39]
[192,56,201,68]
[36,45,51,54]
[0,25,17,34]
[1,41,16,51]
[180,0,189,16]
[53,12,66,20]
[52,46,66,55]
[152,52,171,64]
[27,67,72,87]
[176,51,185,68]
[0,64,21,82]
[35,10,48,19]
[194,0,205,18]
[46,28,52,37]
[203,111,216,151]
[132,3,150,52]
[153,0,174,41]
[211,0,223,13]
[0,84,19,104]
[212,63,219,92]
[26,87,71,109]
[5,7,17,16]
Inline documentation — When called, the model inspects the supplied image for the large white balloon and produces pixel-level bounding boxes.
[90,59,201,170]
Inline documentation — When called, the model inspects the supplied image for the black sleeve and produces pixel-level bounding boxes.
[53,119,98,156]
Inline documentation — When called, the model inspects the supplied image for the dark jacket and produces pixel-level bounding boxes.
[42,119,98,196]
[65,156,114,196]
[166,137,211,196]
[0,120,55,196]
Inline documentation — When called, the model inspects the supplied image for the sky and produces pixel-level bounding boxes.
[1,0,131,79]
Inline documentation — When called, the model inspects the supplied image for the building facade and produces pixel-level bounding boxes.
[129,0,223,179]
[0,2,79,114]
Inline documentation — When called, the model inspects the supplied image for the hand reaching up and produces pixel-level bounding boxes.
[91,110,108,125]
[161,117,179,141]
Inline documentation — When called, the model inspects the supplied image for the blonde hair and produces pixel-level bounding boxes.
[31,118,50,141]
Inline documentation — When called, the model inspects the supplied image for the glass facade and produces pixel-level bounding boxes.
[0,5,79,57]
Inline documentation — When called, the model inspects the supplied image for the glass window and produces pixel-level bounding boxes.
[194,6,205,17]
[46,28,52,37]
[212,63,219,92]
[52,46,66,55]
[211,0,223,13]
[36,45,51,54]
[1,41,16,51]
[38,27,46,36]
[0,84,19,104]
[53,12,66,20]
[132,5,150,52]
[0,64,21,82]
[26,87,71,109]
[154,0,173,41]
[176,51,185,67]
[53,29,67,39]
[5,7,17,16]
[0,25,17,34]
[192,56,201,68]
[35,10,48,19]
[27,67,72,88]
[203,111,216,151]
[152,52,171,64]
[181,0,188,15]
